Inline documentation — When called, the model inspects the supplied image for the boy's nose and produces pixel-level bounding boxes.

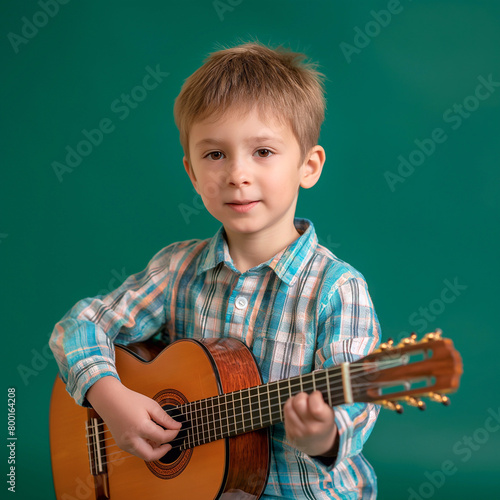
[226,158,250,187]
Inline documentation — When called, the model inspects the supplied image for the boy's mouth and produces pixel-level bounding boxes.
[225,200,260,213]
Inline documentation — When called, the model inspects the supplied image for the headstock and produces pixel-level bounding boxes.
[351,330,463,413]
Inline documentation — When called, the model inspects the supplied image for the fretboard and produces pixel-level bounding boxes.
[171,364,349,451]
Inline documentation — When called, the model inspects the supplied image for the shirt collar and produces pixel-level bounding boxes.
[197,218,318,286]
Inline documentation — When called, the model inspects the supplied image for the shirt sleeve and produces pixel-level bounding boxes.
[314,272,381,468]
[48,245,174,406]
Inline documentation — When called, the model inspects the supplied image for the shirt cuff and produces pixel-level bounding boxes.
[66,357,120,407]
[331,403,379,469]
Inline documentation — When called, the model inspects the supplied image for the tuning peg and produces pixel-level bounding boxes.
[378,338,394,351]
[424,329,443,342]
[381,400,404,414]
[428,392,451,406]
[397,332,417,348]
[405,396,426,410]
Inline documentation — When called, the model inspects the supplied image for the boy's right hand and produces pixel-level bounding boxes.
[86,376,182,462]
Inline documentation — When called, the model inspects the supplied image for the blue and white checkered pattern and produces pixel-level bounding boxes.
[50,218,381,498]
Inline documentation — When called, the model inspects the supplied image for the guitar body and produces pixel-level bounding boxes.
[50,330,462,499]
[49,338,270,500]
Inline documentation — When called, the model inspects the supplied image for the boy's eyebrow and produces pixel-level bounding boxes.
[193,135,285,150]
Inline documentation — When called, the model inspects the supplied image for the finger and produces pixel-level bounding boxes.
[307,391,330,420]
[284,399,305,432]
[288,393,310,420]
[141,419,181,446]
[147,441,174,462]
[130,437,172,462]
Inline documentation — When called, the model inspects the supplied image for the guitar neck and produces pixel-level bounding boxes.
[168,333,462,452]
[174,365,349,450]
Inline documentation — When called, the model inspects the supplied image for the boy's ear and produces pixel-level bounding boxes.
[183,156,200,193]
[300,145,325,189]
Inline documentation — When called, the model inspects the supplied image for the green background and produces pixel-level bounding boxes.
[1,0,499,498]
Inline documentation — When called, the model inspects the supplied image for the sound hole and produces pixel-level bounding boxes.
[158,404,189,464]
[145,389,193,480]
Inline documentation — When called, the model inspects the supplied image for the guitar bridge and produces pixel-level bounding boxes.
[86,409,110,498]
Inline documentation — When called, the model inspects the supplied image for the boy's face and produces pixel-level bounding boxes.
[183,107,323,244]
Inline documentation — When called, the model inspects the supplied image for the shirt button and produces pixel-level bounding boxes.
[235,296,248,310]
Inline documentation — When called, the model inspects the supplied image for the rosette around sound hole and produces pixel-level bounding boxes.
[146,389,192,480]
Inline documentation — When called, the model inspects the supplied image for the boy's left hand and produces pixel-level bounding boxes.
[284,390,338,457]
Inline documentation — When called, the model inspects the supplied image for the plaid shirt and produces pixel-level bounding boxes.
[50,218,381,499]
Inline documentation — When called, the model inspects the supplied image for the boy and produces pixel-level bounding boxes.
[50,42,381,498]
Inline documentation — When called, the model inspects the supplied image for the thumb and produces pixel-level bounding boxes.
[149,402,182,429]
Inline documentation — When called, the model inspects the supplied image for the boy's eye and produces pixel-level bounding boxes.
[255,149,273,158]
[206,151,225,160]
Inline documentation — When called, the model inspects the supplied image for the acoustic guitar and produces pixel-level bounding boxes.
[49,330,462,499]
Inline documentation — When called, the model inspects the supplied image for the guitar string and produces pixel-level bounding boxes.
[87,374,408,455]
[92,374,416,469]
[92,374,425,469]
[85,358,407,449]
[84,360,385,443]
[86,361,415,465]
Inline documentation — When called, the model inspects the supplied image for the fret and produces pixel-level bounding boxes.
[232,391,238,436]
[206,397,214,442]
[200,399,207,445]
[224,393,230,437]
[202,398,209,444]
[313,371,328,406]
[194,400,201,447]
[206,398,213,443]
[247,388,253,430]
[232,391,241,436]
[312,371,317,392]
[178,405,186,451]
[267,387,274,429]
[187,403,193,449]
[213,395,222,441]
[266,384,272,427]
[277,381,283,422]
[219,394,226,438]
[179,405,187,450]
[240,389,249,434]
[249,387,260,431]
[291,376,302,396]
[325,369,332,407]
[189,401,196,447]
[226,392,234,436]
[302,373,315,394]
[258,386,268,427]
[267,381,281,425]
[214,394,221,441]
[256,388,262,428]
[207,396,215,443]
[219,393,228,440]
[279,382,290,422]
[233,391,239,435]
[241,388,251,433]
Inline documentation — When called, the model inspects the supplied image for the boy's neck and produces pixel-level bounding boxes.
[225,223,301,273]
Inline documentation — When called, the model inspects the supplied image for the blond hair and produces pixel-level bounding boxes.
[174,42,326,161]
